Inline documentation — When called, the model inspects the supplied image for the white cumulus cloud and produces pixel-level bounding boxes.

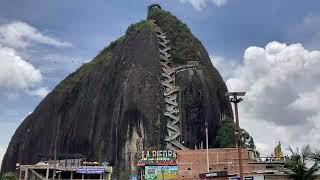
[212,0,228,7]
[0,21,72,48]
[0,46,42,91]
[289,87,320,113]
[27,87,50,98]
[211,41,320,156]
[210,54,237,78]
[178,0,228,10]
[0,21,72,97]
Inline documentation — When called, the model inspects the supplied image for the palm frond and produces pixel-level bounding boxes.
[312,148,320,161]
[286,144,319,180]
[301,145,313,162]
[305,162,320,178]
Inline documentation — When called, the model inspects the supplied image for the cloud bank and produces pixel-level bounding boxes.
[0,46,42,91]
[27,87,50,98]
[0,21,70,97]
[0,21,72,48]
[0,145,6,168]
[212,41,320,155]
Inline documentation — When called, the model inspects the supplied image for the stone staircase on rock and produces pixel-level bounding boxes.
[149,19,189,150]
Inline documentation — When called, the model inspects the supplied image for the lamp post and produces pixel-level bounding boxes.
[225,92,246,180]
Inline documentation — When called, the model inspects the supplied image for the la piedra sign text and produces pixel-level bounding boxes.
[138,150,177,166]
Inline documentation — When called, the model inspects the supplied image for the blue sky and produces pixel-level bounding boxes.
[1,0,320,164]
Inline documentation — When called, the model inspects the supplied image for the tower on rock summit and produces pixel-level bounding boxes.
[148,4,162,17]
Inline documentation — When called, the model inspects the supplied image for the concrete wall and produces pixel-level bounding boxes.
[264,175,290,180]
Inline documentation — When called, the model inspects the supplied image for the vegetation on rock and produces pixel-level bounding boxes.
[56,44,113,92]
[98,141,106,162]
[126,20,155,37]
[56,20,155,93]
[148,8,202,65]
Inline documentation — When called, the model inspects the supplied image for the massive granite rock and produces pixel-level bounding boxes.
[1,6,232,174]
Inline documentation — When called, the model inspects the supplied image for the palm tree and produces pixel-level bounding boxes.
[285,145,320,180]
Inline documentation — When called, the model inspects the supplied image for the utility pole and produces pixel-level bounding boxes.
[19,128,30,180]
[205,121,209,173]
[225,92,246,180]
[53,114,62,179]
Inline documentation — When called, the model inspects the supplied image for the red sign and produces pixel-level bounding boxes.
[137,160,176,166]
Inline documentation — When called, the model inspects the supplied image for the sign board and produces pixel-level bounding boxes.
[145,166,178,180]
[229,176,254,180]
[76,168,105,174]
[141,150,176,161]
[138,150,177,166]
[199,171,228,179]
[130,175,138,180]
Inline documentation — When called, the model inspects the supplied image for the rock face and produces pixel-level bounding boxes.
[1,6,232,174]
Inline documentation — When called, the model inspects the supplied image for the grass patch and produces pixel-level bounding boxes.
[126,20,155,36]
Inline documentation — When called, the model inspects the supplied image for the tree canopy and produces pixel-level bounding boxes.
[216,117,256,150]
[0,172,18,180]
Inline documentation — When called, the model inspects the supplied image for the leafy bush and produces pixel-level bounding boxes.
[1,172,18,180]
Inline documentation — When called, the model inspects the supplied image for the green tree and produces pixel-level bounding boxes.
[1,172,18,180]
[216,117,256,150]
[98,141,106,163]
[285,145,320,180]
[240,129,255,149]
